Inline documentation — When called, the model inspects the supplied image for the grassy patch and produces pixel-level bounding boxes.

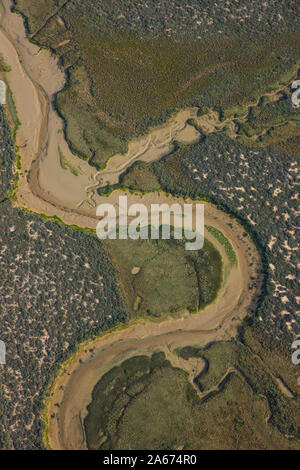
[234,92,300,158]
[0,55,10,73]
[206,225,237,266]
[119,161,161,192]
[178,331,300,442]
[85,341,300,450]
[104,235,222,318]
[3,78,21,140]
[58,145,79,176]
[0,106,16,198]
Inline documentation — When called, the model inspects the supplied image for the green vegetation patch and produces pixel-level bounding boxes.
[0,55,10,73]
[0,107,16,198]
[177,331,300,443]
[58,145,79,176]
[104,235,222,318]
[119,161,161,192]
[85,341,300,450]
[14,0,300,166]
[13,0,67,34]
[206,225,237,266]
[235,92,300,158]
